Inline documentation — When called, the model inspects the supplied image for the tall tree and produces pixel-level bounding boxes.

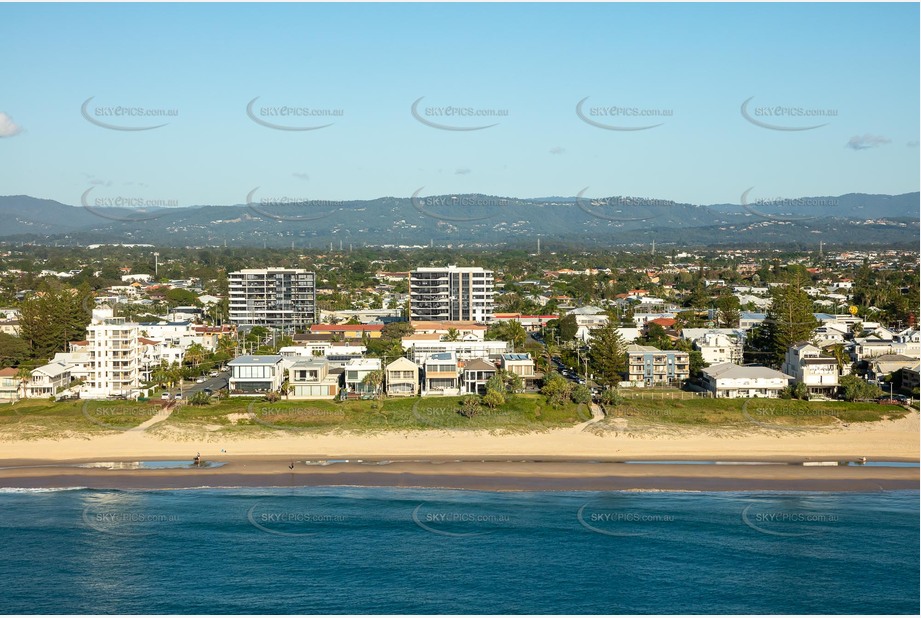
[587,321,627,388]
[763,277,819,368]
[716,294,741,328]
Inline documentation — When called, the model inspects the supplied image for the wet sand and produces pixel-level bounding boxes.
[0,457,916,492]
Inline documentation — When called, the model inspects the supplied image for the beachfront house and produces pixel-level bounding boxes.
[499,353,539,390]
[422,352,461,396]
[781,342,839,399]
[287,357,340,400]
[343,358,382,397]
[462,358,497,395]
[26,362,73,399]
[0,368,21,402]
[228,355,285,396]
[385,357,419,397]
[701,363,792,399]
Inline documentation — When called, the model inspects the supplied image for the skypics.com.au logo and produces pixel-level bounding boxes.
[246,97,343,131]
[740,97,836,132]
[81,97,178,131]
[411,97,508,131]
[576,97,672,131]
[246,187,341,222]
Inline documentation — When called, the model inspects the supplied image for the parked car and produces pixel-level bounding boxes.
[196,377,206,383]
[161,392,171,400]
[209,371,219,377]
[174,392,183,400]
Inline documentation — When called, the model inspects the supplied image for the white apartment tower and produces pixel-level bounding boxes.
[86,307,140,399]
[410,266,494,322]
[229,268,317,331]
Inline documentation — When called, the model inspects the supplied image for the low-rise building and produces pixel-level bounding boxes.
[690,331,743,365]
[498,353,539,390]
[343,358,382,397]
[385,357,419,397]
[866,354,918,383]
[626,344,690,386]
[423,352,461,396]
[402,334,509,364]
[701,363,792,399]
[0,368,21,402]
[26,362,73,398]
[901,363,920,394]
[462,358,498,395]
[228,355,285,396]
[781,342,839,398]
[287,358,340,399]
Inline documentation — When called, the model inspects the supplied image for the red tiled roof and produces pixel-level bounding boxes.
[311,324,384,332]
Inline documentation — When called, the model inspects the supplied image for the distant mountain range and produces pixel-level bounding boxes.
[0,192,917,248]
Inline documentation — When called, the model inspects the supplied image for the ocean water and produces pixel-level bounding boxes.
[0,487,917,614]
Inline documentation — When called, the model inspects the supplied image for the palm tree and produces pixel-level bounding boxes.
[361,369,384,400]
[184,343,207,368]
[442,328,461,342]
[15,366,31,400]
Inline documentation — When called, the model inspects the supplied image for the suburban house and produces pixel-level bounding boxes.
[492,313,558,331]
[690,331,743,365]
[26,362,73,398]
[0,367,20,402]
[701,363,792,399]
[287,357,340,399]
[462,358,498,395]
[626,344,690,386]
[279,342,366,360]
[310,324,384,339]
[498,353,539,390]
[51,348,92,383]
[901,363,919,394]
[228,355,285,396]
[781,342,839,398]
[343,358,382,397]
[866,354,918,384]
[402,334,509,364]
[409,321,488,341]
[739,312,767,331]
[422,352,461,396]
[385,357,419,397]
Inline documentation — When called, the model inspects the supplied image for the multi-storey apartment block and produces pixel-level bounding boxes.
[85,308,140,399]
[229,268,317,331]
[409,266,494,322]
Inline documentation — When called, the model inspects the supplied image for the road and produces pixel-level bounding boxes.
[166,371,230,399]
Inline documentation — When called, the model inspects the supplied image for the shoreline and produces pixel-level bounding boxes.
[2,411,916,492]
[1,458,917,492]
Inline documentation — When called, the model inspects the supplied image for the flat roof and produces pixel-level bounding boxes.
[228,355,283,365]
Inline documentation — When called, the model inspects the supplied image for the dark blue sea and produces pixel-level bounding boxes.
[0,487,917,614]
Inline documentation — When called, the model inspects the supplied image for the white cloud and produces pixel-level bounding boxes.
[846,134,891,150]
[292,172,310,181]
[455,168,471,175]
[549,146,565,155]
[0,112,22,138]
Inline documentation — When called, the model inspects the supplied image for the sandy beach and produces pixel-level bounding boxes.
[0,411,916,491]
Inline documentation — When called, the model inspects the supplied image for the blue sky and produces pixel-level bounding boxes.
[1,2,918,209]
